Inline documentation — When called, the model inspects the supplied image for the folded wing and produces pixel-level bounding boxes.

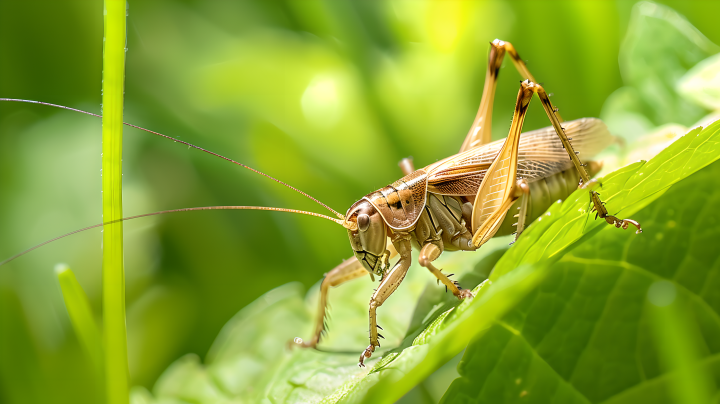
[425,118,613,196]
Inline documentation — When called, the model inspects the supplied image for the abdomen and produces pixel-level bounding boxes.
[495,167,583,237]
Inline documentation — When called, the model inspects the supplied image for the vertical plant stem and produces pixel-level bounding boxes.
[102,1,128,403]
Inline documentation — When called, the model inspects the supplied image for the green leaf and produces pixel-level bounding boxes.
[442,145,720,404]
[678,52,720,111]
[601,2,719,141]
[494,119,720,281]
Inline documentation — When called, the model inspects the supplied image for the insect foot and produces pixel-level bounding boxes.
[358,344,376,367]
[590,191,643,234]
[458,288,474,300]
[604,216,643,234]
[291,336,318,350]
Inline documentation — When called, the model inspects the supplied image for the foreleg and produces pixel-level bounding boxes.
[295,256,367,348]
[359,235,412,367]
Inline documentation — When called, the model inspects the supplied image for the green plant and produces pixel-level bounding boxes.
[56,264,102,373]
[101,1,130,402]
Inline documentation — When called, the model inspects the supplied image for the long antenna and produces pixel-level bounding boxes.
[0,98,345,220]
[0,205,346,266]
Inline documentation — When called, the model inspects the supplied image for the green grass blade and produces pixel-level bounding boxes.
[56,264,103,372]
[102,0,128,403]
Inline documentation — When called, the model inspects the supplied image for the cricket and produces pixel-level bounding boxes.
[1,39,642,367]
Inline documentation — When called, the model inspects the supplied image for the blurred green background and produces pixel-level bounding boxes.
[1,1,719,403]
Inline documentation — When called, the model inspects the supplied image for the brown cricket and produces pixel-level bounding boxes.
[295,39,642,366]
[0,39,641,367]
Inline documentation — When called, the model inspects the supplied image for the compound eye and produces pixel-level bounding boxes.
[357,214,371,232]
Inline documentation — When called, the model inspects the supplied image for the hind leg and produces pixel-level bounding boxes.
[461,39,550,152]
[532,85,642,233]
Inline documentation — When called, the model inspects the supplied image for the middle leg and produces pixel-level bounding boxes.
[418,241,473,299]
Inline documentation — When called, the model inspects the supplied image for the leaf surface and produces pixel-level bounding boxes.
[442,141,720,404]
